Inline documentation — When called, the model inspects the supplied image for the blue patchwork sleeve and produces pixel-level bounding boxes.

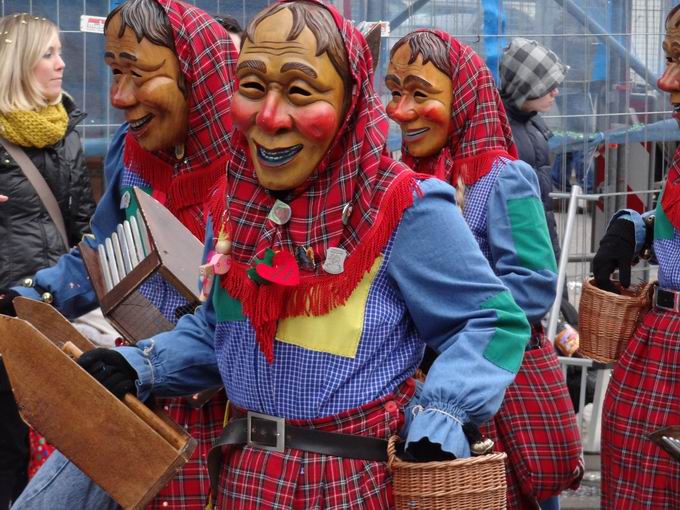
[486,159,558,322]
[388,178,529,458]
[116,218,220,401]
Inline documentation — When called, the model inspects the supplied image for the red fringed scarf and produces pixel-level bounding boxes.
[209,0,417,362]
[401,30,518,186]
[661,147,680,230]
[122,0,237,240]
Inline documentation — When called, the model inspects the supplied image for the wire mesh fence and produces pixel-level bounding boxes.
[2,0,674,304]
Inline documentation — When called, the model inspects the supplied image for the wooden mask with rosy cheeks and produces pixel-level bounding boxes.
[231,2,349,191]
[385,32,453,159]
[104,0,189,153]
[660,4,680,125]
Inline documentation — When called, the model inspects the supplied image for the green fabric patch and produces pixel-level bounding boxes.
[481,290,529,374]
[212,281,245,321]
[247,248,275,285]
[507,197,557,272]
[655,192,674,240]
[121,185,152,221]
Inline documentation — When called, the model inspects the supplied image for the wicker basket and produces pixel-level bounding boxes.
[578,278,654,363]
[387,436,508,510]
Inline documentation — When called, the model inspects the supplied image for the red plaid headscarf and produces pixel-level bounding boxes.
[400,30,518,186]
[661,148,680,230]
[210,0,416,362]
[121,0,238,239]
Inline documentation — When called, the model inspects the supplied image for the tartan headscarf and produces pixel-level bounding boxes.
[661,147,680,230]
[399,30,517,187]
[500,37,568,109]
[121,0,238,239]
[210,0,416,362]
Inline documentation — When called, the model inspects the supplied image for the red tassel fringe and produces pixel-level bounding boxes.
[219,171,419,363]
[124,134,227,240]
[452,150,516,186]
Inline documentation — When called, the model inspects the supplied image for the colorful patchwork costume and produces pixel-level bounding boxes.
[108,2,531,508]
[387,30,583,509]
[600,152,680,509]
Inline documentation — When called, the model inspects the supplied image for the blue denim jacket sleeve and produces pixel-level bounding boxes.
[388,178,530,458]
[486,159,558,322]
[12,124,129,319]
[117,297,220,401]
[116,218,220,401]
[610,209,649,255]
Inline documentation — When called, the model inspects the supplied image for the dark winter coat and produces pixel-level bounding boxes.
[505,101,562,263]
[0,95,96,287]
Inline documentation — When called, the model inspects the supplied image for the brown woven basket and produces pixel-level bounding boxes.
[387,436,508,510]
[578,278,654,363]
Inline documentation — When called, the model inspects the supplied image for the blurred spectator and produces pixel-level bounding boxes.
[0,13,94,509]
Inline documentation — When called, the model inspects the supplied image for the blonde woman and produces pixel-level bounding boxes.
[0,13,94,508]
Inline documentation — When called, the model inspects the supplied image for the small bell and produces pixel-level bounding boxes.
[174,143,185,160]
[215,229,232,255]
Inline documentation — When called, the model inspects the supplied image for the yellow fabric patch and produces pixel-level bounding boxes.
[276,256,383,358]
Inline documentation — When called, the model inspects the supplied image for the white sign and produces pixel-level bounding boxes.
[80,15,106,34]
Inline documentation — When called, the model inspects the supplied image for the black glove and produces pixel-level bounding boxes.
[403,438,456,463]
[0,289,19,317]
[77,348,137,400]
[592,219,636,294]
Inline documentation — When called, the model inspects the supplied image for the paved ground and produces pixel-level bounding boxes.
[560,453,601,509]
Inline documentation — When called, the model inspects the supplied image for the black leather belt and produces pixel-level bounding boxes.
[207,411,388,501]
[655,287,680,313]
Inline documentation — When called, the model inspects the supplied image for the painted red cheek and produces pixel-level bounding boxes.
[420,103,449,125]
[231,95,259,132]
[385,103,397,117]
[293,102,339,142]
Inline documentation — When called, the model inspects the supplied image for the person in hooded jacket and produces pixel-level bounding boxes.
[0,13,95,509]
[499,37,567,265]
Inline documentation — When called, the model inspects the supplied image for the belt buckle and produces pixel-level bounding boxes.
[655,287,679,313]
[246,411,285,453]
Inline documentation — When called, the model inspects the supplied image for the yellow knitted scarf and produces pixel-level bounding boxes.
[0,103,68,148]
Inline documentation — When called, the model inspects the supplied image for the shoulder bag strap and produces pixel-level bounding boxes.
[0,136,69,248]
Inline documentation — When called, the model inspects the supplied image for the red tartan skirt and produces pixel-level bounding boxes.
[146,391,228,510]
[601,308,680,510]
[215,379,416,510]
[480,338,584,509]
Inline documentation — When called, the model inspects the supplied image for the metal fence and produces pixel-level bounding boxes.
[2,0,674,296]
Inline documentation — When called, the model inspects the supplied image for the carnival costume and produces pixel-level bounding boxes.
[390,30,584,509]
[599,150,680,509]
[11,2,237,509]
[107,2,531,508]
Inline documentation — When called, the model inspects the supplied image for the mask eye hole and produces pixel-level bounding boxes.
[242,82,265,93]
[289,86,311,97]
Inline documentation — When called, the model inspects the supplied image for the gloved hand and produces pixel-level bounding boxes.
[0,289,19,317]
[592,219,636,294]
[77,348,137,400]
[403,438,456,463]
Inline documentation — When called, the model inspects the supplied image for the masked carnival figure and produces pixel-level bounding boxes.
[595,6,680,509]
[70,1,533,508]
[384,30,584,509]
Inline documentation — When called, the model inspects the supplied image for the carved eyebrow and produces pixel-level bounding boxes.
[384,74,401,86]
[404,74,441,93]
[237,59,267,73]
[280,62,318,79]
[120,52,137,62]
[104,51,115,60]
